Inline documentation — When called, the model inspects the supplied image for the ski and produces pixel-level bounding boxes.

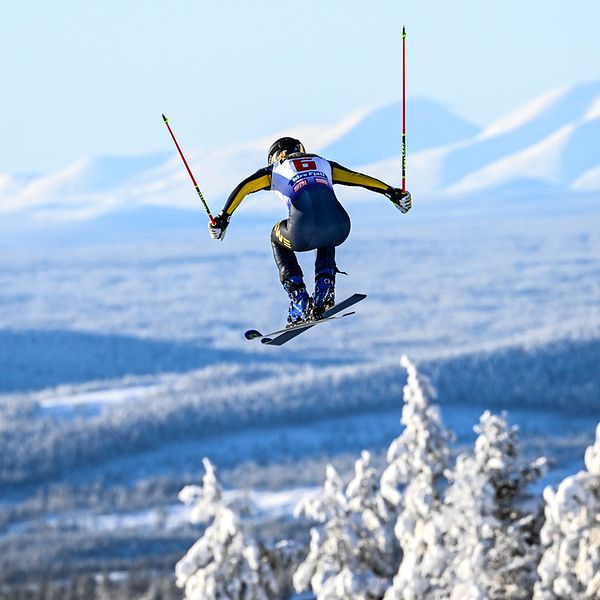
[248,311,356,346]
[245,293,367,346]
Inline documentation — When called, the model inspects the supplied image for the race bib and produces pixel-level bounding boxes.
[271,155,333,208]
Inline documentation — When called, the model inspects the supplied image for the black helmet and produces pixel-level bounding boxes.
[267,137,305,165]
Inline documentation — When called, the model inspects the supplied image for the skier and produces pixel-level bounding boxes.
[209,137,412,324]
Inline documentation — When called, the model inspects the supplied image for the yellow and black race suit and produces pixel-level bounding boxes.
[221,154,392,283]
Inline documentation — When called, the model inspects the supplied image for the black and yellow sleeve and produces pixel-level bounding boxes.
[329,161,390,195]
[222,166,272,216]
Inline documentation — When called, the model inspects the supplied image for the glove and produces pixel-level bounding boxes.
[386,187,412,214]
[208,211,230,240]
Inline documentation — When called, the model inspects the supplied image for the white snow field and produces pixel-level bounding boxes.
[1,83,600,595]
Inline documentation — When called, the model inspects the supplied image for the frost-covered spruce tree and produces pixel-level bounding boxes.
[382,356,454,599]
[175,458,281,600]
[474,411,547,598]
[440,453,496,599]
[293,453,393,600]
[534,422,600,600]
[439,412,547,600]
[383,471,448,600]
[346,451,396,579]
[380,355,453,510]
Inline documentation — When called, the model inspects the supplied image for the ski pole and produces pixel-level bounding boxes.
[162,114,216,226]
[401,26,407,193]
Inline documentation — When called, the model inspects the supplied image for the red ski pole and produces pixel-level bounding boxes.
[401,26,407,193]
[162,114,216,226]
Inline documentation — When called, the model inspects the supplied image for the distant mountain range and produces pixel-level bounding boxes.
[2,81,600,229]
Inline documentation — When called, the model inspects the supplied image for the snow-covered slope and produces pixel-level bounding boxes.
[444,81,600,194]
[360,81,600,197]
[2,81,600,230]
[2,99,478,226]
[320,97,480,166]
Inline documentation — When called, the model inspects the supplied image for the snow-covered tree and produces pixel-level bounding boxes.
[293,453,394,599]
[177,457,223,524]
[382,356,454,599]
[380,355,453,510]
[384,471,448,599]
[474,412,547,598]
[437,412,547,600]
[473,411,546,517]
[346,450,396,565]
[294,357,455,600]
[175,458,282,600]
[534,422,600,599]
[442,453,496,599]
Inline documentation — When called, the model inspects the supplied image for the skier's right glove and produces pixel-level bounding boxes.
[208,211,231,241]
[386,187,412,214]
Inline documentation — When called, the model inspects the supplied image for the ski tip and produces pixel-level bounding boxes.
[245,329,262,341]
[402,26,406,38]
[260,337,273,345]
[162,113,168,122]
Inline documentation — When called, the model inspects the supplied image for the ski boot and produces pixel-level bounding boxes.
[313,269,335,317]
[283,276,312,326]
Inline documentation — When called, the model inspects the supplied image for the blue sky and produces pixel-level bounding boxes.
[1,0,599,174]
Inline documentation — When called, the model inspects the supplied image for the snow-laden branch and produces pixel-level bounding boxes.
[534,424,600,599]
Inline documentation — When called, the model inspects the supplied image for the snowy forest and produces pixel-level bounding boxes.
[176,357,600,600]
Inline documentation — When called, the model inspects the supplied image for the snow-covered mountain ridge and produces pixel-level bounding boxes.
[2,81,600,228]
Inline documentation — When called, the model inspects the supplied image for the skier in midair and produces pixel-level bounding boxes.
[209,137,412,324]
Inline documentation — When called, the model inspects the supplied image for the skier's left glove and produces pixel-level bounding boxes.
[208,211,231,241]
[386,187,412,214]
